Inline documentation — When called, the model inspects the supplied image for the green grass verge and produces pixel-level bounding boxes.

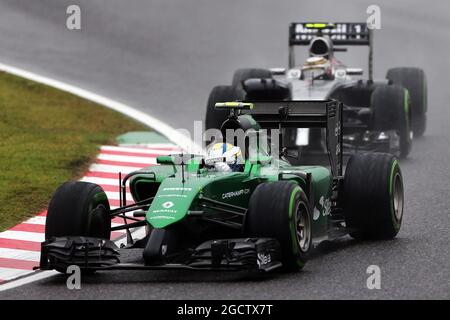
[0,72,147,230]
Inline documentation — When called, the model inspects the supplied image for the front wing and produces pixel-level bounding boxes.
[38,236,283,272]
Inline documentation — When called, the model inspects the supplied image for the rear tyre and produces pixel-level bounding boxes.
[371,84,411,158]
[246,181,312,271]
[344,153,404,240]
[45,181,111,240]
[205,85,244,131]
[232,68,272,88]
[386,67,427,137]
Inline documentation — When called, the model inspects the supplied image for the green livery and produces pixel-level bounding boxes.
[40,99,405,274]
[131,157,331,241]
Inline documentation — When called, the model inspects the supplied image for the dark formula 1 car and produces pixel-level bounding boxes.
[205,22,427,158]
[39,100,404,274]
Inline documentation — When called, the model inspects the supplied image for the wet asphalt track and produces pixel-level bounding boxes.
[0,0,449,299]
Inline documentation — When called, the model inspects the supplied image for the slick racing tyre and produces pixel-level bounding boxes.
[205,85,244,131]
[45,181,111,240]
[386,67,427,137]
[371,84,411,158]
[246,181,312,271]
[344,153,404,240]
[231,68,272,88]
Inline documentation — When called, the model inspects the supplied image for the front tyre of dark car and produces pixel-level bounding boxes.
[45,181,111,240]
[386,67,427,137]
[205,85,245,133]
[231,68,273,88]
[371,84,411,158]
[45,181,111,273]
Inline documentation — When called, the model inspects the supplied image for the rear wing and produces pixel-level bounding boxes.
[241,100,343,177]
[288,22,373,79]
[289,22,371,46]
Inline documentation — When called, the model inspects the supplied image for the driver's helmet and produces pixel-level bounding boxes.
[206,142,244,172]
[301,56,332,80]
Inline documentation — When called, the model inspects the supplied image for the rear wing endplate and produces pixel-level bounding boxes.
[241,100,343,177]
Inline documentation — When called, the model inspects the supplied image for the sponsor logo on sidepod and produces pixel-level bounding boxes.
[222,189,250,199]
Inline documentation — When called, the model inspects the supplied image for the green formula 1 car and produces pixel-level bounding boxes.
[39,100,404,273]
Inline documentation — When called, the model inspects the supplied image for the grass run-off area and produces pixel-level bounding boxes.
[0,72,146,230]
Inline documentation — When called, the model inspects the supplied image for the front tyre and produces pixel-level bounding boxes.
[45,181,111,240]
[231,68,272,88]
[205,85,244,131]
[344,153,404,240]
[371,84,411,158]
[386,67,427,137]
[246,181,312,271]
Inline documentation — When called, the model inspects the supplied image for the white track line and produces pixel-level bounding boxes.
[100,146,178,155]
[104,191,132,201]
[113,144,181,150]
[88,163,142,174]
[0,268,36,282]
[80,176,129,186]
[23,216,46,225]
[0,270,58,289]
[0,231,44,243]
[23,216,124,230]
[0,63,200,153]
[97,153,158,165]
[0,248,41,262]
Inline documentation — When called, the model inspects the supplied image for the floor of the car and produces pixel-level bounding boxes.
[118,248,145,264]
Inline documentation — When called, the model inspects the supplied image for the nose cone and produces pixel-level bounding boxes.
[146,177,207,228]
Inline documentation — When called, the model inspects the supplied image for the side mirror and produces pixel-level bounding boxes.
[156,155,174,165]
[346,68,364,76]
[269,68,286,75]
